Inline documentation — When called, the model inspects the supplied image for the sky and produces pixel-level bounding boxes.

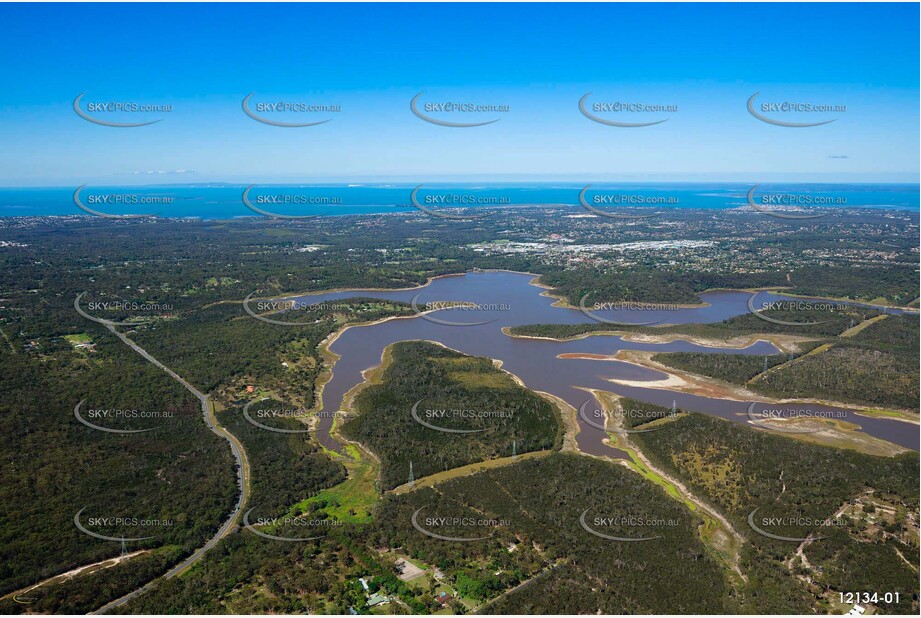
[0,2,918,186]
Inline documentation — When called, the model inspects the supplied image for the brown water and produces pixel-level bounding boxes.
[285,271,917,457]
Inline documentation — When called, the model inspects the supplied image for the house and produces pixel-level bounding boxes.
[366,592,389,607]
[356,577,389,607]
[847,605,866,616]
[434,591,454,606]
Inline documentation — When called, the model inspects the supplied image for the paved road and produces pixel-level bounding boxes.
[76,295,250,613]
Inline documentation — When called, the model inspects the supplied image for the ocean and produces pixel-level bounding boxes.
[0,183,917,219]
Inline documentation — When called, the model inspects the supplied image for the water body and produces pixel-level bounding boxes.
[1,183,918,218]
[279,271,917,458]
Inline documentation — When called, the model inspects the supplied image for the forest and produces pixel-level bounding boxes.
[0,207,917,614]
[510,303,881,340]
[0,336,238,611]
[369,454,728,613]
[653,314,919,412]
[341,341,561,490]
[631,413,919,613]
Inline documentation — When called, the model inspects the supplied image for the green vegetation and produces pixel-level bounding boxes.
[630,413,919,614]
[651,314,919,412]
[539,264,917,308]
[293,445,378,524]
[755,344,918,411]
[372,454,728,613]
[121,531,355,613]
[63,332,91,344]
[540,267,785,305]
[130,298,413,409]
[652,351,790,384]
[217,403,346,522]
[852,313,920,350]
[340,341,561,490]
[117,403,357,614]
[0,209,917,614]
[510,304,880,340]
[0,341,237,610]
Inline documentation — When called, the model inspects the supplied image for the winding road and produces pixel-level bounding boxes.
[76,294,251,613]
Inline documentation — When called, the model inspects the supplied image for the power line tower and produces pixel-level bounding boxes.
[512,440,517,460]
[408,461,414,488]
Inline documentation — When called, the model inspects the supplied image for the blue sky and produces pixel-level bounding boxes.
[0,2,918,185]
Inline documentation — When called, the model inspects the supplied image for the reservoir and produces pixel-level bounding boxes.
[281,271,917,457]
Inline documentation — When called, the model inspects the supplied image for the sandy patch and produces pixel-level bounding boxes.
[395,557,426,581]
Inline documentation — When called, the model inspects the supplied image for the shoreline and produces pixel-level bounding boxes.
[238,268,918,314]
[601,349,919,428]
[308,274,916,457]
[5,200,919,223]
[504,325,815,355]
[327,338,576,495]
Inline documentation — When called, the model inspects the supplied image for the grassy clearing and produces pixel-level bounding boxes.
[597,393,744,586]
[619,444,741,584]
[390,449,553,495]
[840,314,889,338]
[293,445,378,524]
